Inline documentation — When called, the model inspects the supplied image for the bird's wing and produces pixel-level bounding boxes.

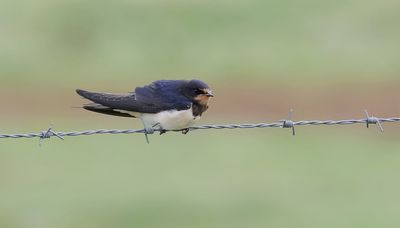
[76,80,191,113]
[134,80,192,111]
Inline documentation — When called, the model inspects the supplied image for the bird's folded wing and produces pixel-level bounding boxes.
[134,80,192,111]
[76,88,191,113]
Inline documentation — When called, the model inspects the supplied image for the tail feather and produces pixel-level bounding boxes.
[82,103,136,118]
[76,89,137,118]
[76,89,130,102]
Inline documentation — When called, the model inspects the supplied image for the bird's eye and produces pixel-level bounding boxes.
[195,88,204,94]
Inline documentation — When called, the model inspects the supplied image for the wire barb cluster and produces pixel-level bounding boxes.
[1,110,399,144]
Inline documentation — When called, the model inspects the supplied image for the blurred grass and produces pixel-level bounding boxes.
[1,0,400,87]
[1,129,400,228]
[1,0,400,227]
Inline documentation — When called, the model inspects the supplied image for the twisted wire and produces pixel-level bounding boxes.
[1,115,399,140]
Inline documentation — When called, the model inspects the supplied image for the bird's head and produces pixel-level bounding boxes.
[183,79,214,105]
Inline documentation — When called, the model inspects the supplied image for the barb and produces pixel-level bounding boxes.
[280,109,296,136]
[39,124,64,146]
[1,110,400,142]
[364,110,384,132]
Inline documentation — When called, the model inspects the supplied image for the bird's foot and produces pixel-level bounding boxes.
[181,128,190,135]
[151,123,167,135]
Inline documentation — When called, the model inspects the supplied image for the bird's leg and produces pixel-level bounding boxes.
[181,128,190,135]
[152,123,167,135]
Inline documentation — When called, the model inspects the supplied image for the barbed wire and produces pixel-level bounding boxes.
[1,110,399,144]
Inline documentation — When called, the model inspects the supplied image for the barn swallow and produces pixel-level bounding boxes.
[76,79,213,135]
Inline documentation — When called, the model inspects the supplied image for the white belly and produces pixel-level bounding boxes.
[140,108,200,130]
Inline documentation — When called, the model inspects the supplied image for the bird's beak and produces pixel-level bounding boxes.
[206,90,214,97]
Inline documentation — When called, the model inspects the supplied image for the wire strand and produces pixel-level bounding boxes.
[1,111,399,140]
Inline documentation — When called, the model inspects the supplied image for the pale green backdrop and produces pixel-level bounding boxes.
[1,0,400,227]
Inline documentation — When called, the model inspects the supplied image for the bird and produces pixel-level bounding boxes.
[76,79,213,135]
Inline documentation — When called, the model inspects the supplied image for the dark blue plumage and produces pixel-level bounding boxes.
[76,79,213,119]
[134,80,192,112]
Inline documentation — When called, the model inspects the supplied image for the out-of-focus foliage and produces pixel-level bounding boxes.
[1,0,400,86]
[1,0,400,227]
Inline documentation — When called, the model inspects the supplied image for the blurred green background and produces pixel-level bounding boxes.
[1,0,400,227]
